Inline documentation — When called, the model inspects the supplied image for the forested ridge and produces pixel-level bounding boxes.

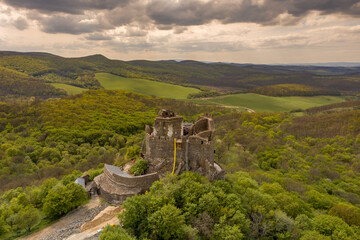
[1,51,360,99]
[0,89,360,239]
[250,84,340,97]
[0,66,66,100]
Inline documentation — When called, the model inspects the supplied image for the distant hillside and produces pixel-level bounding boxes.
[250,84,340,96]
[304,99,360,115]
[284,110,360,138]
[1,51,360,97]
[0,66,66,99]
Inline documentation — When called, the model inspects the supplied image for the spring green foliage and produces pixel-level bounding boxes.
[187,90,222,99]
[15,206,41,232]
[115,170,360,240]
[0,66,67,99]
[329,203,360,226]
[305,99,360,115]
[96,73,200,99]
[1,83,360,239]
[50,83,88,95]
[196,93,345,112]
[0,89,227,192]
[130,159,147,176]
[250,84,340,96]
[126,145,141,160]
[87,167,104,181]
[118,173,251,240]
[1,52,360,100]
[42,182,88,219]
[100,225,136,240]
[0,171,89,239]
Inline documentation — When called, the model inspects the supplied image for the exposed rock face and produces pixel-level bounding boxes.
[80,205,122,232]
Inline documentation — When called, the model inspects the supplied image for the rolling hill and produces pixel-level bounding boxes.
[1,51,360,98]
[0,66,66,99]
[95,73,200,99]
[193,93,346,112]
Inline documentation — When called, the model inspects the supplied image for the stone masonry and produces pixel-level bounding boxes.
[93,109,225,204]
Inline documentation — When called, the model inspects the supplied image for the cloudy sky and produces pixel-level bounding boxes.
[0,0,359,63]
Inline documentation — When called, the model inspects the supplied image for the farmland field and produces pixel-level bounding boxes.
[195,93,346,112]
[51,83,87,95]
[95,73,200,99]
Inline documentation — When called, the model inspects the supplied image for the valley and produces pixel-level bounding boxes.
[0,51,360,240]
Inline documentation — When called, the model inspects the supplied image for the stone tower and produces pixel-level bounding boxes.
[145,109,224,180]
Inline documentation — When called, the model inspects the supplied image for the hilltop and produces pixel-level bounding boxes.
[1,51,360,101]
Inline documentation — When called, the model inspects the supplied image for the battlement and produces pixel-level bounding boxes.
[145,109,223,180]
[94,109,225,204]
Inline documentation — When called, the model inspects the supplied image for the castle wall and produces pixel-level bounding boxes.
[146,135,176,162]
[94,165,160,204]
[192,118,209,134]
[98,188,134,204]
[187,136,215,171]
[103,165,159,189]
[153,117,183,139]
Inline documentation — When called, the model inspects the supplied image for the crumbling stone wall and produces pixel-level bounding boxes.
[145,110,222,180]
[94,110,224,205]
[103,165,159,188]
[94,164,159,204]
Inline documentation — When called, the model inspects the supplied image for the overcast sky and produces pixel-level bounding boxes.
[0,0,359,64]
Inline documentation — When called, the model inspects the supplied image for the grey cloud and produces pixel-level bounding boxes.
[40,15,105,34]
[124,27,147,37]
[3,0,129,14]
[289,0,360,17]
[258,35,310,49]
[3,0,360,35]
[146,0,360,27]
[172,41,246,52]
[85,33,112,40]
[108,39,157,52]
[173,27,187,34]
[13,17,28,30]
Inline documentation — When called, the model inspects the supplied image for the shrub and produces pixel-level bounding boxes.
[125,145,141,160]
[148,204,186,240]
[100,225,135,240]
[88,168,104,181]
[313,214,354,238]
[130,159,147,176]
[329,203,360,226]
[43,183,88,219]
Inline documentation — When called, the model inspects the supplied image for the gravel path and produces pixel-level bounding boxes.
[21,196,108,240]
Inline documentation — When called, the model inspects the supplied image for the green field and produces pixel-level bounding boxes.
[95,73,200,99]
[195,93,346,112]
[51,83,87,95]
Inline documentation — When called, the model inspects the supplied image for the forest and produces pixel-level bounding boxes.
[1,51,360,99]
[0,66,66,100]
[1,51,360,239]
[0,89,359,239]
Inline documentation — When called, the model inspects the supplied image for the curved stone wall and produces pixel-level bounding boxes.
[104,164,159,189]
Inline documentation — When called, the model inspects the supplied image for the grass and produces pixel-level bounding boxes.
[194,93,346,112]
[95,73,200,99]
[50,83,87,95]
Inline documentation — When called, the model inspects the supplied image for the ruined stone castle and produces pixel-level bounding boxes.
[94,110,225,203]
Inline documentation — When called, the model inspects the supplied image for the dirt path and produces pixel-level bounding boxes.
[21,196,108,240]
[66,214,119,240]
[204,99,255,113]
[196,96,256,113]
